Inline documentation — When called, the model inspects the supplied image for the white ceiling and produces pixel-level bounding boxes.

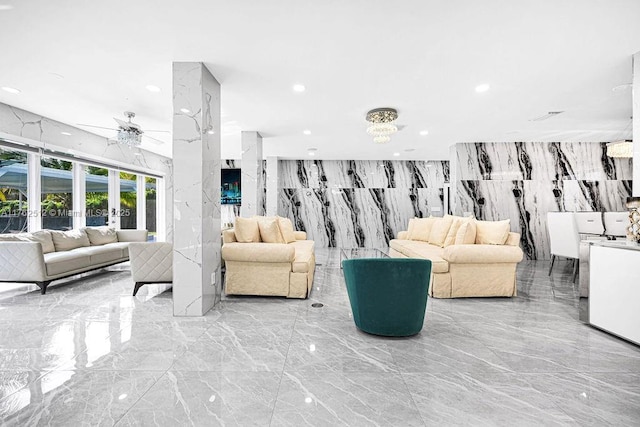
[0,0,638,160]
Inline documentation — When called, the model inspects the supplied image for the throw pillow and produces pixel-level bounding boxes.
[444,216,468,247]
[278,217,296,243]
[50,229,91,252]
[234,217,261,243]
[84,226,118,246]
[475,219,511,245]
[406,218,418,239]
[257,216,286,244]
[428,216,453,247]
[454,220,477,245]
[22,230,56,253]
[410,217,438,242]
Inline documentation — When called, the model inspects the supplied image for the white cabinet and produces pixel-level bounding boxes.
[590,243,640,345]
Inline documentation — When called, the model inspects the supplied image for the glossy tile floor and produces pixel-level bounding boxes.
[1,249,639,426]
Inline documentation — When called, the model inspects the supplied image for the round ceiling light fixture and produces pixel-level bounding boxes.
[293,84,306,93]
[365,108,398,144]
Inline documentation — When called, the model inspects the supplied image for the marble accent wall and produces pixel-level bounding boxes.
[172,62,221,316]
[0,102,173,240]
[453,142,633,260]
[240,131,264,217]
[278,160,449,248]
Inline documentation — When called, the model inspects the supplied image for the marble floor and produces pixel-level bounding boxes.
[0,249,639,426]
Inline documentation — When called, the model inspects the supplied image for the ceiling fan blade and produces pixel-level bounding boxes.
[76,123,118,131]
[144,135,166,145]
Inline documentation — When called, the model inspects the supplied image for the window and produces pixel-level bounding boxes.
[0,148,28,233]
[85,166,109,227]
[119,172,137,229]
[41,157,73,231]
[146,177,157,241]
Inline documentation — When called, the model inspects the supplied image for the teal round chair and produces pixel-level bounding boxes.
[341,258,432,337]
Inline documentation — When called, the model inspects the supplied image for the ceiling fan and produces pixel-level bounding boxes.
[78,111,169,147]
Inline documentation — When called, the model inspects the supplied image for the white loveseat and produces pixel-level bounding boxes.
[0,227,148,294]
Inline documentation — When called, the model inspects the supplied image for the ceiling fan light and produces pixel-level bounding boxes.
[117,129,142,148]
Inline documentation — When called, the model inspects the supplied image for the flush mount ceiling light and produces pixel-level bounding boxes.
[475,84,490,93]
[293,84,306,93]
[607,140,633,158]
[366,108,398,144]
[303,129,311,135]
[419,130,429,136]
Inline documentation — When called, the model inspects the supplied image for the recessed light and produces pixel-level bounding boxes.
[0,5,14,11]
[393,152,400,157]
[180,108,190,114]
[60,131,71,136]
[303,130,311,135]
[419,130,429,136]
[146,85,161,92]
[1,86,20,94]
[308,152,315,156]
[475,84,490,93]
[293,84,306,93]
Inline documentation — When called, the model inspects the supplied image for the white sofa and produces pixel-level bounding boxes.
[0,227,148,294]
[390,216,524,298]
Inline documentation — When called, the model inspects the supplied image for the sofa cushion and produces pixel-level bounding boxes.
[290,240,315,273]
[428,216,453,248]
[278,217,297,243]
[257,217,286,244]
[50,229,91,252]
[234,217,261,243]
[475,219,511,245]
[0,234,22,242]
[77,245,125,265]
[389,240,449,273]
[0,231,56,254]
[43,251,91,276]
[84,226,118,246]
[455,220,477,245]
[410,217,437,242]
[107,242,130,258]
[444,216,469,247]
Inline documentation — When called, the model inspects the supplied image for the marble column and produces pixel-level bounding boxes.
[266,156,279,216]
[172,62,222,316]
[633,51,639,197]
[241,131,264,217]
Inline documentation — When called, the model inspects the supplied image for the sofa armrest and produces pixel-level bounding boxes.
[397,231,408,240]
[0,242,47,281]
[222,242,295,263]
[294,231,307,240]
[129,242,173,282]
[117,230,148,242]
[443,244,524,263]
[222,229,237,244]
